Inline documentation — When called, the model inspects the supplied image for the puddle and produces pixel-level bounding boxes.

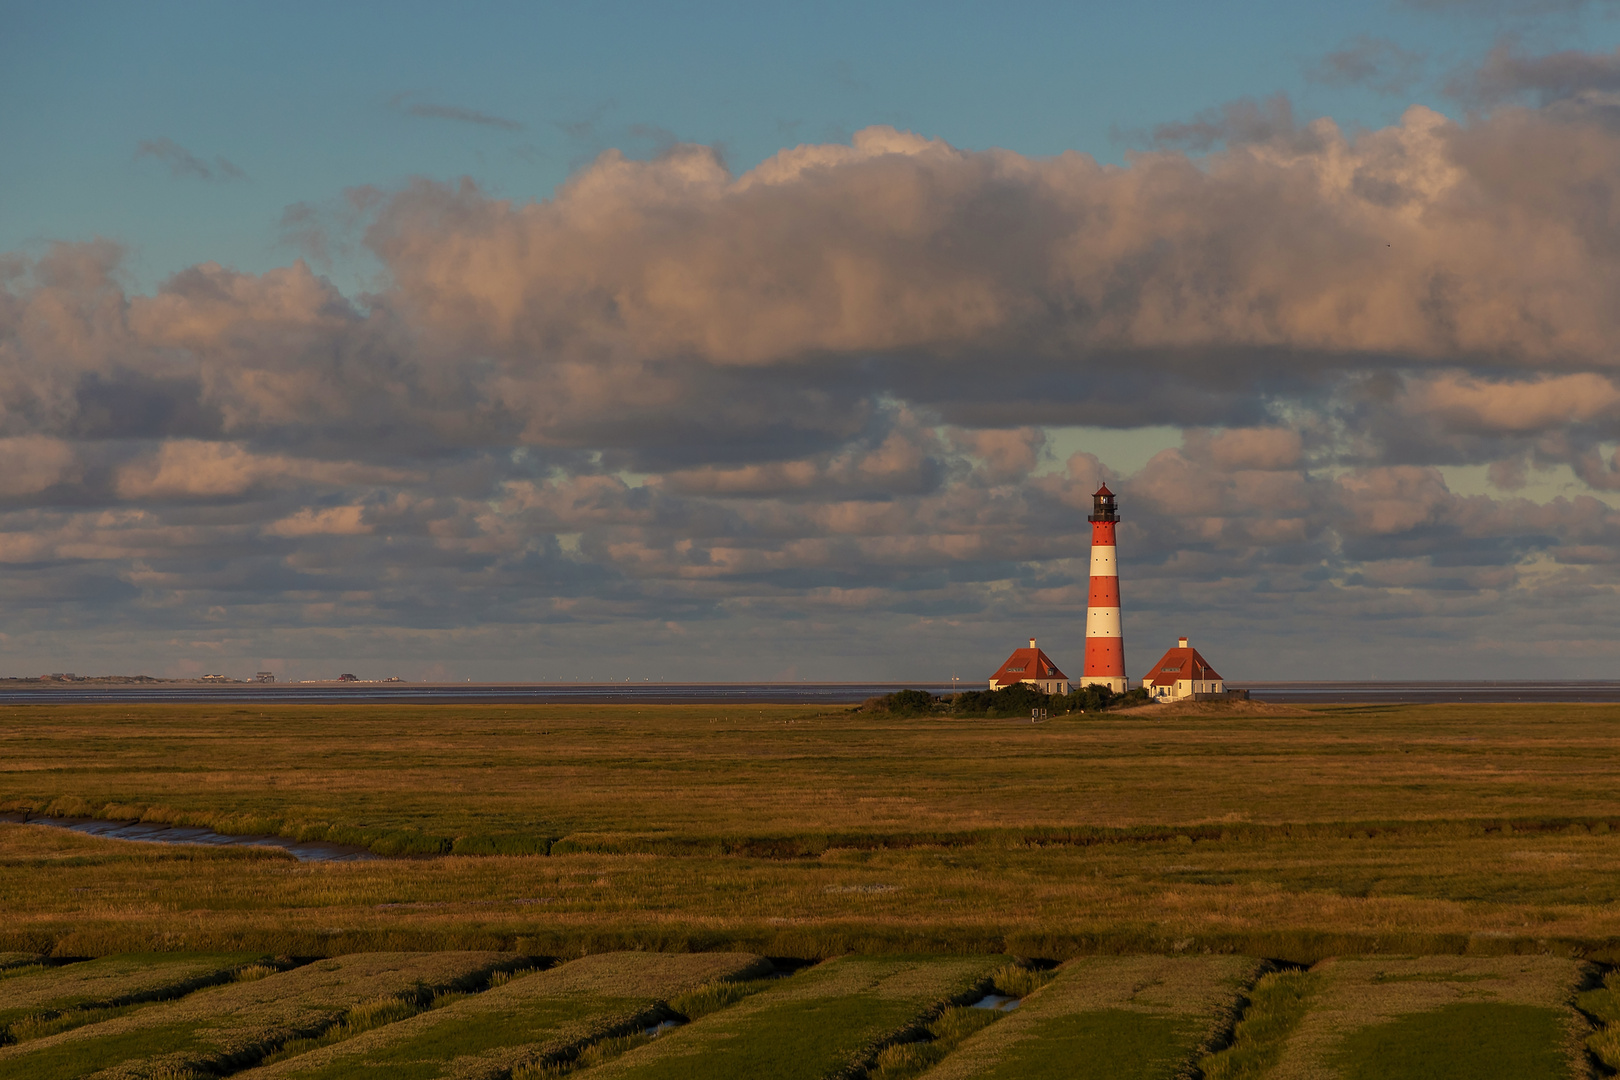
[644,1019,683,1037]
[971,994,1021,1011]
[1,813,375,862]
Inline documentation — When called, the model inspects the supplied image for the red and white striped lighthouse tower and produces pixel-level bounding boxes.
[1083,484,1128,693]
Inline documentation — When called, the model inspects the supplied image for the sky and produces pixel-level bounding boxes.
[4,1,1620,682]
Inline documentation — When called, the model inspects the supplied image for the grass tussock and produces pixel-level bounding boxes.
[1580,969,1620,1068]
[232,963,280,983]
[666,976,778,1020]
[1199,970,1316,1080]
[866,1006,1001,1080]
[513,1029,665,1079]
[487,965,543,989]
[989,962,1054,1000]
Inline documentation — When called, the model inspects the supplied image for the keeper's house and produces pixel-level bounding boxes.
[989,638,1070,695]
[1143,637,1225,701]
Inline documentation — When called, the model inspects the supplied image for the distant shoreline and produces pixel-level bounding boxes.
[0,680,1617,705]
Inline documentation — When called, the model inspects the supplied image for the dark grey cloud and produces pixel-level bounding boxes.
[1311,37,1425,95]
[1451,40,1620,104]
[1401,0,1617,13]
[1145,94,1300,152]
[390,94,523,131]
[134,138,247,182]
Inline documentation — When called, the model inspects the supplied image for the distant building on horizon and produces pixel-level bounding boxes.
[989,638,1071,695]
[1142,637,1225,701]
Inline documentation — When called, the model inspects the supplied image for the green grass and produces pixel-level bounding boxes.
[1332,1002,1570,1079]
[248,952,770,1079]
[584,955,1003,1080]
[1200,970,1317,1080]
[0,1021,205,1080]
[666,976,780,1021]
[988,1010,1193,1080]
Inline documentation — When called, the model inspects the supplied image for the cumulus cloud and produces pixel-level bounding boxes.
[1401,372,1620,433]
[12,95,1620,677]
[264,505,372,537]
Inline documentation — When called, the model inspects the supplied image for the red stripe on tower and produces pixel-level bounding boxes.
[1083,484,1128,693]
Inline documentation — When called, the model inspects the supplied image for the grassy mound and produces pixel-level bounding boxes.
[583,954,1004,1080]
[1216,955,1587,1079]
[0,951,518,1080]
[0,952,270,1046]
[926,954,1262,1080]
[248,951,769,1080]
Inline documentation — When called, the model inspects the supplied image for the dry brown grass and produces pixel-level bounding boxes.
[8,702,1620,960]
[1109,699,1307,718]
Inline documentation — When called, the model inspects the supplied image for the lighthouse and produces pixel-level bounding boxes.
[1083,484,1128,693]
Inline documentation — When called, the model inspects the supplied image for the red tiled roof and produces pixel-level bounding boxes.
[1094,483,1114,497]
[1143,645,1223,687]
[989,645,1068,685]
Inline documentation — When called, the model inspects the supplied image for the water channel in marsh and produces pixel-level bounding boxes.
[1,812,375,862]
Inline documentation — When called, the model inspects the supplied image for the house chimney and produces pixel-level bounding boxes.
[1178,636,1188,648]
[1029,638,1037,649]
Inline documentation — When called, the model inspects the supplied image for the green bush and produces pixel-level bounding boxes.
[950,682,1147,718]
[950,684,1053,718]
[860,690,941,717]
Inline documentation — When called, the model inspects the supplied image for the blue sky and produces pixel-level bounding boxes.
[7,1,1614,292]
[6,1,1620,682]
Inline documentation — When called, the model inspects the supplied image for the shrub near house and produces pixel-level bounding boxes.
[863,684,1147,719]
